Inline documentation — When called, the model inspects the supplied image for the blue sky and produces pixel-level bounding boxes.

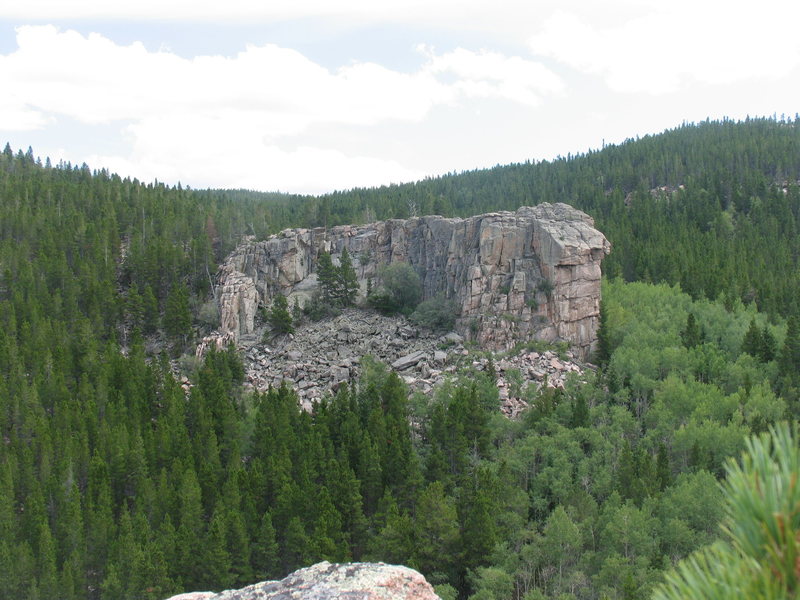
[1,1,799,194]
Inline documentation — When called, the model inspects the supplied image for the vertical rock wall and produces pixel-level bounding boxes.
[215,203,610,359]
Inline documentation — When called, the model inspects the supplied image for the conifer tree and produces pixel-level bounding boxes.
[759,327,777,362]
[283,517,310,573]
[779,316,800,376]
[141,284,160,334]
[741,318,763,357]
[316,251,338,304]
[339,247,359,306]
[164,282,191,343]
[656,443,672,491]
[681,313,703,349]
[267,293,294,335]
[251,512,280,581]
[595,300,612,367]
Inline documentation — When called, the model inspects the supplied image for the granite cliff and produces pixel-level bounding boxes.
[165,561,440,600]
[214,203,610,358]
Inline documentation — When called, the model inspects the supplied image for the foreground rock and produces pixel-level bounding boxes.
[215,203,609,359]
[165,561,440,600]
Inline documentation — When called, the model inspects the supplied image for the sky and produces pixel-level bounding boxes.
[1,1,799,195]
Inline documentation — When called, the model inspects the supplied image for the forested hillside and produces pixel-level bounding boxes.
[1,117,800,600]
[296,117,800,318]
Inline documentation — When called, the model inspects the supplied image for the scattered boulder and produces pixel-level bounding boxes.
[392,351,428,371]
[217,305,589,420]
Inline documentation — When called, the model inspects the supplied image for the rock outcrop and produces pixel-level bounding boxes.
[215,203,610,358]
[165,561,440,600]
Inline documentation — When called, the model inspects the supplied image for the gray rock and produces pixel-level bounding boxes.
[444,332,463,345]
[215,204,610,359]
[391,350,427,371]
[161,562,439,600]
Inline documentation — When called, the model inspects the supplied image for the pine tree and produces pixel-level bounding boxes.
[595,300,612,367]
[681,313,703,349]
[759,327,777,362]
[316,251,338,304]
[142,284,160,334]
[164,282,191,343]
[459,468,498,575]
[282,517,310,573]
[251,512,280,581]
[779,316,800,386]
[339,247,359,306]
[741,318,763,357]
[570,393,589,428]
[656,443,672,491]
[267,294,294,335]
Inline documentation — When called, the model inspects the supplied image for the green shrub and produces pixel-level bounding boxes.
[303,291,340,321]
[536,278,554,295]
[410,294,459,331]
[368,262,422,315]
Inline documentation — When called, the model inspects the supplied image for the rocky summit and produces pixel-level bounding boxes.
[164,561,440,600]
[214,203,610,359]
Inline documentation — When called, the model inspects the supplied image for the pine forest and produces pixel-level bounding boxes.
[2,117,800,599]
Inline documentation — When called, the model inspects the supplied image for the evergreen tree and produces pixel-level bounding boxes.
[282,517,310,573]
[267,294,294,335]
[758,327,777,362]
[570,393,589,428]
[164,282,191,343]
[653,424,800,600]
[656,443,672,491]
[681,313,703,349]
[339,247,359,307]
[251,512,280,581]
[316,251,338,304]
[141,284,160,334]
[779,316,800,374]
[595,300,612,367]
[741,318,763,357]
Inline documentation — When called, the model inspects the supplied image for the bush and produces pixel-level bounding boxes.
[410,294,459,331]
[196,298,220,329]
[536,278,554,295]
[368,262,422,315]
[303,291,341,322]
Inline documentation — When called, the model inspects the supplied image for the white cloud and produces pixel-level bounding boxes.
[109,112,427,192]
[0,0,544,30]
[0,25,560,192]
[528,1,800,94]
[421,46,564,106]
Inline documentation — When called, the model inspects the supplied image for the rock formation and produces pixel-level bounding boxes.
[215,203,610,358]
[164,561,440,600]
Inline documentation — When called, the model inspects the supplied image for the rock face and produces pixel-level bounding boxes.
[216,203,610,358]
[165,561,440,600]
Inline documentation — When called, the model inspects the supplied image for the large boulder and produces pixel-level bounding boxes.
[165,561,440,600]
